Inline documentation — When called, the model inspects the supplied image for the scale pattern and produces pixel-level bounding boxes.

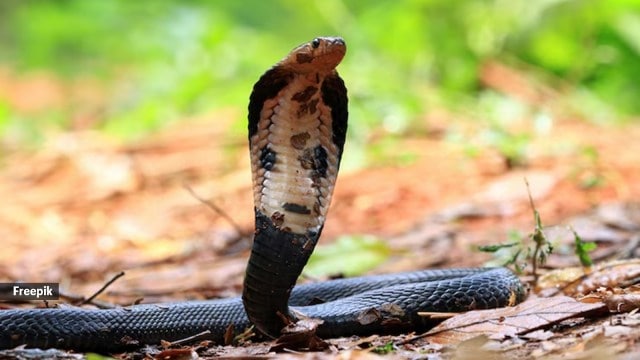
[0,268,524,352]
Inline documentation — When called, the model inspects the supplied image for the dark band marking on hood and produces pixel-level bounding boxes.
[259,146,276,170]
[298,149,314,170]
[297,98,320,118]
[320,73,348,163]
[248,67,294,139]
[312,145,328,178]
[308,98,319,114]
[270,211,285,227]
[291,86,318,102]
[282,203,312,214]
[290,132,310,150]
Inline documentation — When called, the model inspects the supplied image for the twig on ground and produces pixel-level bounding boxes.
[59,291,118,309]
[395,332,432,346]
[417,311,457,319]
[183,183,248,236]
[165,330,212,347]
[616,234,640,260]
[82,271,125,305]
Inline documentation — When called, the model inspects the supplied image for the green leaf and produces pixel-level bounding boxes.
[87,353,117,360]
[572,227,596,267]
[304,235,391,278]
[478,242,518,253]
[373,342,395,354]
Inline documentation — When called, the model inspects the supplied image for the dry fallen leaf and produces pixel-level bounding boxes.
[537,259,640,296]
[154,347,199,360]
[271,318,328,352]
[423,296,608,345]
[449,335,509,360]
[603,293,640,313]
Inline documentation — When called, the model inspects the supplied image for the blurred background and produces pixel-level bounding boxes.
[0,0,639,294]
[1,0,638,164]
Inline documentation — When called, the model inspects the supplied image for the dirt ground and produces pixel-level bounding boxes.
[1,70,640,359]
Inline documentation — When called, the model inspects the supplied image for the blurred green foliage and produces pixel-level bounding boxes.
[304,235,391,277]
[0,0,638,161]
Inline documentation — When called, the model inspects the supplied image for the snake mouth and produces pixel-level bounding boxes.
[243,36,349,337]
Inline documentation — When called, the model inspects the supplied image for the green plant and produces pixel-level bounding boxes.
[479,179,553,283]
[572,227,597,267]
[304,235,391,278]
[482,126,532,169]
[372,341,395,354]
[572,145,605,189]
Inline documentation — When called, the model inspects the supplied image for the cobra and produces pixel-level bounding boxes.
[0,37,525,353]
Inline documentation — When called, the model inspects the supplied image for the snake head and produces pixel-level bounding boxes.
[280,37,346,74]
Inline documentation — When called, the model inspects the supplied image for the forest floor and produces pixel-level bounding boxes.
[1,71,640,359]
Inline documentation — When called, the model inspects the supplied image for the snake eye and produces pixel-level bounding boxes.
[311,38,320,49]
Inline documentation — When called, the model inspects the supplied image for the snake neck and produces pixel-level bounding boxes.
[243,37,348,338]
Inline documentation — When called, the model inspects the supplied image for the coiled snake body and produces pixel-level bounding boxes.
[0,37,525,353]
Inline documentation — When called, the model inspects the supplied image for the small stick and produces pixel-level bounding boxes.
[395,332,431,345]
[59,290,117,309]
[417,311,457,319]
[82,271,125,305]
[183,183,247,236]
[166,330,212,347]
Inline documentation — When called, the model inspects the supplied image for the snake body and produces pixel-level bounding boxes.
[0,37,525,353]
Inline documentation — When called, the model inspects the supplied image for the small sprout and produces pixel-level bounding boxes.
[373,342,395,354]
[509,249,526,273]
[526,179,553,284]
[571,227,596,268]
[580,175,604,189]
[479,179,553,284]
[573,146,605,189]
